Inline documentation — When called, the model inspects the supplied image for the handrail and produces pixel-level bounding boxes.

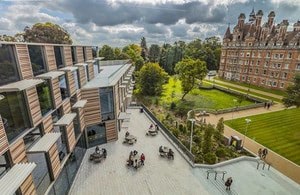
[257,160,271,170]
[206,169,227,180]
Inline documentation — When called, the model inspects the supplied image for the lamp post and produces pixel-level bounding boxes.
[243,118,251,147]
[189,118,196,152]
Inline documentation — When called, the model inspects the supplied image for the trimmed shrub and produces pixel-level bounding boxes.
[216,148,227,158]
[204,152,217,164]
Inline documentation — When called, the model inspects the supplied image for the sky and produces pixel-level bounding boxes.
[0,0,300,47]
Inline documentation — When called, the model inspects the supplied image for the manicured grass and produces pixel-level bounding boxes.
[160,77,254,110]
[204,80,282,103]
[225,108,300,165]
[215,77,287,96]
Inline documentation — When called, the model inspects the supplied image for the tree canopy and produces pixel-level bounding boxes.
[137,63,168,96]
[148,44,160,63]
[99,45,115,60]
[19,22,72,44]
[282,74,300,107]
[175,58,207,100]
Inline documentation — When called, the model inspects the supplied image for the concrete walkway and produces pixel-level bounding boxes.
[211,79,284,100]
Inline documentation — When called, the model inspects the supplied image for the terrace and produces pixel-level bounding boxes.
[69,108,300,195]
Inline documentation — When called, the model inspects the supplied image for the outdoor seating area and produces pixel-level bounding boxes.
[159,146,174,160]
[89,146,107,163]
[126,150,145,170]
[123,131,137,145]
[146,124,159,136]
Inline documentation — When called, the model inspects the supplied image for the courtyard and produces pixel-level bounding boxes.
[69,108,300,195]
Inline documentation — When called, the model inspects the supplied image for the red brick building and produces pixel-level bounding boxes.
[218,9,300,90]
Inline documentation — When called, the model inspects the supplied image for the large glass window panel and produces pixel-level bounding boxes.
[87,123,106,147]
[72,70,79,90]
[92,47,98,58]
[0,152,11,179]
[58,74,69,100]
[71,47,76,65]
[36,81,53,116]
[83,47,86,62]
[0,44,20,85]
[28,45,47,76]
[27,153,51,195]
[53,166,70,195]
[53,126,67,162]
[54,46,64,69]
[24,126,42,149]
[84,65,89,81]
[0,91,30,142]
[100,87,114,120]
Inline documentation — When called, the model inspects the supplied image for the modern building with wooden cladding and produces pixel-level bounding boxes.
[218,9,300,90]
[0,42,134,195]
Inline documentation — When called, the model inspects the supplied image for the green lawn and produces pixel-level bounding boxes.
[225,108,300,165]
[160,77,253,110]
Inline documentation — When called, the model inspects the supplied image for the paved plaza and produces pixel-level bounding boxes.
[69,108,300,195]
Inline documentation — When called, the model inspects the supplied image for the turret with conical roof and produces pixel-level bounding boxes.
[224,25,232,40]
[238,13,246,28]
[268,11,275,27]
[249,8,256,22]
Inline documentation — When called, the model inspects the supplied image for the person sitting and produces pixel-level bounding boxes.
[102,148,107,158]
[95,146,100,154]
[149,124,153,129]
[155,124,159,131]
[159,146,163,153]
[133,150,138,156]
[125,131,130,137]
[168,149,174,158]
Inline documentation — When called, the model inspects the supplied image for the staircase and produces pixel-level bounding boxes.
[206,170,239,195]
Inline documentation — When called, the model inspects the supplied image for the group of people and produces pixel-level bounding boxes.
[159,146,174,159]
[127,150,145,169]
[264,101,273,109]
[149,124,159,131]
[95,146,107,157]
[258,148,268,159]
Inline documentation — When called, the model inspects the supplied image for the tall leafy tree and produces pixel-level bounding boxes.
[148,44,160,63]
[282,74,300,107]
[140,37,148,61]
[0,35,16,42]
[99,45,115,60]
[137,63,168,96]
[175,58,207,100]
[123,44,142,64]
[19,22,72,44]
[215,117,224,143]
[202,124,214,154]
[135,57,145,71]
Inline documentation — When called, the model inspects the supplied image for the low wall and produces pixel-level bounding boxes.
[224,125,300,184]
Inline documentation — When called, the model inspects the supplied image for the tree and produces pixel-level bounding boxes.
[0,35,16,42]
[123,44,142,64]
[148,44,160,63]
[137,63,168,96]
[282,74,300,107]
[114,48,130,59]
[99,45,115,60]
[175,58,207,100]
[20,22,72,44]
[135,56,145,71]
[202,124,214,154]
[215,117,224,143]
[140,37,148,61]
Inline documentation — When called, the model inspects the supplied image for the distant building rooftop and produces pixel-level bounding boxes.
[83,60,132,89]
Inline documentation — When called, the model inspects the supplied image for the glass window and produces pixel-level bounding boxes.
[53,126,67,162]
[58,74,69,100]
[87,123,106,147]
[92,47,98,58]
[53,166,70,195]
[71,47,76,65]
[84,65,89,81]
[0,44,20,85]
[0,91,30,142]
[24,126,42,149]
[0,152,11,179]
[36,81,53,116]
[100,87,114,121]
[72,70,79,90]
[94,64,99,77]
[54,46,64,69]
[28,45,47,76]
[27,153,51,195]
[52,107,63,123]
[83,47,86,62]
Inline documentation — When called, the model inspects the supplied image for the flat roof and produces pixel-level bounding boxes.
[118,112,131,120]
[36,71,65,79]
[0,79,44,92]
[0,163,36,194]
[28,133,61,152]
[72,100,87,109]
[54,113,77,126]
[83,62,132,89]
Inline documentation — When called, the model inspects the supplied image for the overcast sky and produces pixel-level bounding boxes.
[0,0,299,47]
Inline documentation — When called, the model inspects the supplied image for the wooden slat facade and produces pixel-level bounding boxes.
[0,115,9,156]
[66,71,76,96]
[15,44,33,79]
[66,122,76,152]
[62,99,71,115]
[87,62,94,80]
[85,47,93,60]
[78,108,86,132]
[44,45,57,71]
[81,89,101,126]
[42,114,53,134]
[76,90,82,100]
[51,78,62,108]
[48,144,60,180]
[76,46,84,63]
[114,85,120,116]
[9,139,27,164]
[63,46,73,66]
[78,66,87,87]
[105,120,117,142]
[20,174,36,195]
[25,87,42,127]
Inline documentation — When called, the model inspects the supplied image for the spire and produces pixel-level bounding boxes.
[249,7,256,22]
[224,24,231,39]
